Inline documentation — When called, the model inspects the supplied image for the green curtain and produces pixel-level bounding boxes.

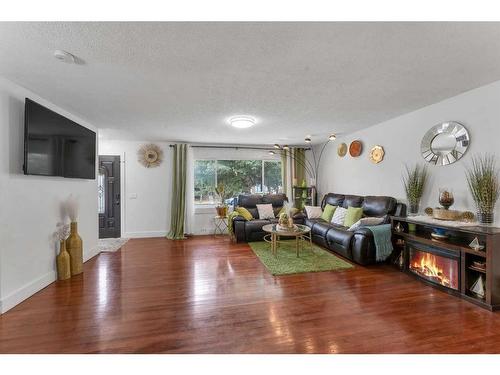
[167,144,187,240]
[280,149,288,195]
[293,148,306,186]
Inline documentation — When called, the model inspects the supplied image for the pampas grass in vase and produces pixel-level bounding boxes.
[64,195,83,275]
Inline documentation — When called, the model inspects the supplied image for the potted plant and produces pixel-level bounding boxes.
[465,154,499,224]
[402,164,428,215]
[215,183,229,217]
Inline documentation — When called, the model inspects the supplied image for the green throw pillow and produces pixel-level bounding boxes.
[344,206,363,227]
[235,206,253,221]
[321,204,337,222]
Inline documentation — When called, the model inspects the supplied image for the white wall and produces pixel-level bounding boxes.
[0,77,99,313]
[98,141,281,236]
[317,80,500,222]
[98,140,172,238]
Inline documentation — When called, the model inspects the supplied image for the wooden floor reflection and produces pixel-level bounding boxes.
[1,236,500,353]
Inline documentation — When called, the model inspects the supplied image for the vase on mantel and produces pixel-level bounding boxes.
[477,209,494,225]
[56,240,71,280]
[66,222,83,276]
[408,201,420,216]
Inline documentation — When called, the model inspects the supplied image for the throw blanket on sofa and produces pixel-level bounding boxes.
[365,224,393,262]
[227,210,241,237]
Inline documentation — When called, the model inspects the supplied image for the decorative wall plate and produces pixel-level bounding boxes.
[369,145,385,163]
[349,140,363,157]
[138,144,163,168]
[337,143,347,157]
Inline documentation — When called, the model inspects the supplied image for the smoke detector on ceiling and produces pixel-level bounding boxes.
[53,50,76,64]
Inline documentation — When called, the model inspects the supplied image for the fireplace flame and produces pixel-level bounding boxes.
[410,252,453,288]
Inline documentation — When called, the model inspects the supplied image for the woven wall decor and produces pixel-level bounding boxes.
[337,143,347,157]
[138,144,163,168]
[369,145,385,164]
[349,140,363,157]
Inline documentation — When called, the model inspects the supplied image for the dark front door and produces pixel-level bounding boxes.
[98,155,121,238]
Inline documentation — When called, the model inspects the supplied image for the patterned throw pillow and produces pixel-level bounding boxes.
[256,204,275,220]
[305,206,323,219]
[348,216,385,231]
[330,207,348,226]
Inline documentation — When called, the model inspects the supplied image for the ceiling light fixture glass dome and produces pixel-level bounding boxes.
[229,116,256,129]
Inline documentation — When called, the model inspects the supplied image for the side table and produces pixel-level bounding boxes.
[213,216,228,237]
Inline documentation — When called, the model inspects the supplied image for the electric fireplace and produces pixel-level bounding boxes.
[408,245,460,291]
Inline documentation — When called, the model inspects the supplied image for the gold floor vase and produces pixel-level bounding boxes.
[66,222,83,275]
[56,240,71,280]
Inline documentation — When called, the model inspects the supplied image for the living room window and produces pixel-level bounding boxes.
[194,159,282,205]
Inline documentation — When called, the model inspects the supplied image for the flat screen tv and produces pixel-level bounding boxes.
[23,98,96,179]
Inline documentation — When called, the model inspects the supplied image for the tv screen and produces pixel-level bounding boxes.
[23,98,96,179]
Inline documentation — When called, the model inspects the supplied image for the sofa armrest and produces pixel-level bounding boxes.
[232,216,247,242]
[350,227,376,265]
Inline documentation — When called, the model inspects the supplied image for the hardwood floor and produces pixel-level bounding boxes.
[1,236,500,353]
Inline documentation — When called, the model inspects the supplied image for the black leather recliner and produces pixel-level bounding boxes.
[298,193,406,265]
[233,194,298,242]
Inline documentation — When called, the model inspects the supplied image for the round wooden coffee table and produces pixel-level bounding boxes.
[262,224,312,258]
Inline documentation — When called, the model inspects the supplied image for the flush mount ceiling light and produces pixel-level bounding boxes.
[53,50,76,64]
[305,136,312,143]
[229,116,255,129]
[268,150,275,155]
[273,144,281,149]
[329,133,337,141]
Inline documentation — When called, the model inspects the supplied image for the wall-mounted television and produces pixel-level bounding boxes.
[23,98,96,179]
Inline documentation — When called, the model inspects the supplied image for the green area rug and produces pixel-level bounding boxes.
[248,240,354,276]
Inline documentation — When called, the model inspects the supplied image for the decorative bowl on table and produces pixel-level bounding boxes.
[431,227,449,240]
[277,224,297,232]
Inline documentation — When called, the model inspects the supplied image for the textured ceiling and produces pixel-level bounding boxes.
[1,22,500,145]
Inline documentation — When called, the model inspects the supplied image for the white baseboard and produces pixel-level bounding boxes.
[0,271,56,314]
[125,231,167,238]
[0,246,101,314]
[84,245,101,262]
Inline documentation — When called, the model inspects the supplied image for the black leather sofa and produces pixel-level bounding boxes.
[232,194,294,242]
[298,193,406,265]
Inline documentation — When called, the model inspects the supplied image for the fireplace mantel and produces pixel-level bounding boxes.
[391,216,500,311]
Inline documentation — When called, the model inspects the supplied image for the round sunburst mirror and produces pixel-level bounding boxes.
[138,144,163,168]
[420,121,470,166]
